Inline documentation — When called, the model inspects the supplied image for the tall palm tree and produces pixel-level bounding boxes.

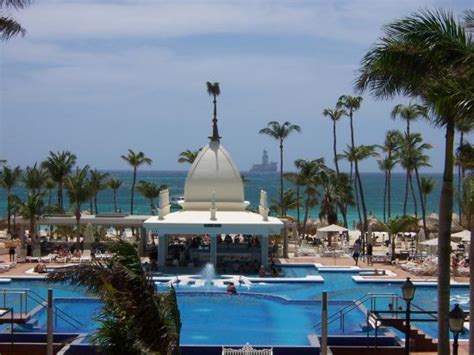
[19,192,46,253]
[178,149,201,164]
[355,9,474,351]
[381,130,402,220]
[48,241,181,354]
[65,166,91,248]
[322,107,345,174]
[136,181,167,215]
[294,158,325,236]
[259,121,301,216]
[341,145,378,233]
[206,81,221,141]
[0,165,22,235]
[0,0,32,40]
[23,163,48,194]
[89,169,110,214]
[44,177,55,207]
[377,157,394,222]
[121,150,152,215]
[336,95,363,181]
[108,178,123,213]
[420,176,436,214]
[391,103,427,136]
[42,151,77,208]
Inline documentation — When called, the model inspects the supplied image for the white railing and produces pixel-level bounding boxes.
[222,343,273,355]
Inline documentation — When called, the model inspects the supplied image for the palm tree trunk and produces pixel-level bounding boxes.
[58,182,62,208]
[383,171,387,223]
[349,110,355,183]
[131,167,137,215]
[437,119,454,355]
[458,131,463,220]
[333,121,340,174]
[75,209,81,250]
[279,141,284,216]
[403,171,409,215]
[339,202,348,228]
[302,198,310,238]
[409,173,418,218]
[296,185,301,230]
[94,195,98,215]
[113,190,118,212]
[414,167,427,237]
[388,168,392,220]
[7,190,11,235]
[356,162,368,233]
[354,173,363,228]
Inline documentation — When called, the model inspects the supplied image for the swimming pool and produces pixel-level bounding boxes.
[0,265,470,346]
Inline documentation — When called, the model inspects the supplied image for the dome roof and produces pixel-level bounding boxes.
[182,140,247,211]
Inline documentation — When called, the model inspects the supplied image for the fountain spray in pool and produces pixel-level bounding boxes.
[200,263,217,288]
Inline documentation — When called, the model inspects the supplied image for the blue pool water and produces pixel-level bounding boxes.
[1,266,470,346]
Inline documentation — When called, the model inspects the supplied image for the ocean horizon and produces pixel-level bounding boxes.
[0,170,458,225]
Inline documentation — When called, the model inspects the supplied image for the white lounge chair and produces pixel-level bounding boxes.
[222,343,272,355]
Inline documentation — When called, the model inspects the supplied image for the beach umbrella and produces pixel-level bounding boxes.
[420,238,458,249]
[451,230,471,243]
[317,224,348,233]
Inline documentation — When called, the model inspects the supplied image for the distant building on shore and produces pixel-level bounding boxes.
[250,150,277,173]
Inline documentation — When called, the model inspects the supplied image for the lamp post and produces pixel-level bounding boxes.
[448,303,465,355]
[401,277,416,354]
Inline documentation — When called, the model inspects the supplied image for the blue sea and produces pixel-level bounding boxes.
[0,171,454,225]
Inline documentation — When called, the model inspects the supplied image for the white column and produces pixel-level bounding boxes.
[260,233,269,268]
[210,234,217,266]
[158,234,166,267]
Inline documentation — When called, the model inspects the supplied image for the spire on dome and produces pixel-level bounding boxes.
[206,81,221,141]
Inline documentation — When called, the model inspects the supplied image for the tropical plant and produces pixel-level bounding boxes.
[355,9,474,350]
[65,166,91,248]
[0,0,32,40]
[259,121,301,216]
[377,157,395,222]
[108,178,123,213]
[136,181,167,215]
[88,169,110,214]
[382,216,418,260]
[206,81,221,141]
[121,150,152,215]
[391,103,428,135]
[44,177,56,207]
[178,149,201,164]
[42,151,77,208]
[380,130,402,220]
[336,95,363,181]
[269,189,299,217]
[0,165,22,235]
[23,163,47,194]
[455,119,473,219]
[322,107,345,174]
[340,145,378,233]
[19,192,46,252]
[48,240,181,354]
[420,176,436,213]
[283,172,304,228]
[294,158,325,236]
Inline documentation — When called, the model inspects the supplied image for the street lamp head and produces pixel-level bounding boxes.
[401,277,416,301]
[448,304,465,333]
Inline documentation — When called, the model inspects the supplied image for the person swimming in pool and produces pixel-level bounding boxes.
[226,282,237,295]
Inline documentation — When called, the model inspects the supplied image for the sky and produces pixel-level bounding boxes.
[1,0,472,172]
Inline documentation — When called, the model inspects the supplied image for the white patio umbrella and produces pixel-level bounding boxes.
[420,238,458,249]
[451,230,470,242]
[317,224,348,233]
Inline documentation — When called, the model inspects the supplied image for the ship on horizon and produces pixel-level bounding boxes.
[249,150,277,173]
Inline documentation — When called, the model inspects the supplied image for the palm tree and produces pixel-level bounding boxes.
[19,192,46,253]
[65,166,91,248]
[42,151,77,208]
[336,95,363,181]
[455,120,473,220]
[269,189,299,217]
[355,9,474,351]
[108,178,123,213]
[283,172,304,229]
[0,0,32,40]
[294,158,325,237]
[136,181,167,215]
[178,149,201,164]
[44,177,56,207]
[23,163,47,194]
[377,157,394,223]
[341,145,378,233]
[381,130,402,220]
[0,165,22,235]
[391,103,427,136]
[206,81,221,141]
[89,169,110,214]
[121,150,152,215]
[48,240,181,354]
[259,121,301,216]
[382,216,418,260]
[322,107,345,174]
[420,176,436,213]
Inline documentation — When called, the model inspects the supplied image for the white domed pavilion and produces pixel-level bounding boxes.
[144,100,282,269]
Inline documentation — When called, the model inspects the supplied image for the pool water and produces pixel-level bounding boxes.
[1,266,470,345]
